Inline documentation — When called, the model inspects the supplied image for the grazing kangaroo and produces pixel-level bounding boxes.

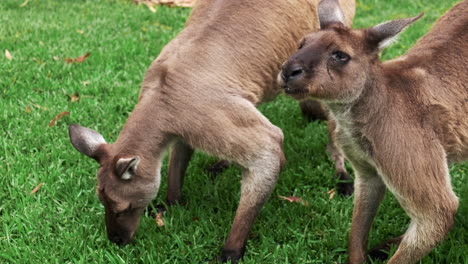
[68,0,355,262]
[280,0,467,263]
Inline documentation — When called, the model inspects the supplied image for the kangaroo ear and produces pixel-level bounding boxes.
[318,0,346,29]
[69,124,106,161]
[366,13,424,50]
[116,157,140,180]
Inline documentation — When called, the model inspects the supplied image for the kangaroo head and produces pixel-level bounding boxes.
[68,124,160,246]
[279,0,423,103]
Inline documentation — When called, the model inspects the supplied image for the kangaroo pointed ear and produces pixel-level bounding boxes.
[366,13,424,50]
[69,124,107,161]
[116,157,140,180]
[318,0,346,29]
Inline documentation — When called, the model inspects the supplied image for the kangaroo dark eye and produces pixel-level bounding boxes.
[331,51,350,63]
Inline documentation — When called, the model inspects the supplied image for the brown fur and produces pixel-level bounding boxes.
[280,0,467,263]
[68,0,356,262]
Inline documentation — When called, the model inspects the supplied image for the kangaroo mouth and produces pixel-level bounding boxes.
[283,86,308,99]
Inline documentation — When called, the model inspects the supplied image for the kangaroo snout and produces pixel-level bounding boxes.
[281,63,305,84]
[109,234,129,246]
[278,62,309,99]
[108,230,134,246]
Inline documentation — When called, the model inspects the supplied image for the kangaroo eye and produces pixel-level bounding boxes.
[331,51,350,63]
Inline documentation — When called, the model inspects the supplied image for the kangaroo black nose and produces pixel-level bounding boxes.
[290,67,304,78]
[110,235,126,246]
[281,64,304,83]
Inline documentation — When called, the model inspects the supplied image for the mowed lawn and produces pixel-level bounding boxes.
[1,0,466,263]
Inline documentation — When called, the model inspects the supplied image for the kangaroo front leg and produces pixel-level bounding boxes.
[220,151,283,263]
[179,100,285,262]
[327,119,353,196]
[348,168,386,264]
[166,140,194,205]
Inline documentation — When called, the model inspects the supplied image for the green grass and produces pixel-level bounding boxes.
[0,0,466,263]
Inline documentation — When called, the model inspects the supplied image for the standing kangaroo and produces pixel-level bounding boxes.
[68,0,355,262]
[280,0,467,263]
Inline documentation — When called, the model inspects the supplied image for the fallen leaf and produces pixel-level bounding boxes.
[137,0,197,9]
[145,2,157,12]
[65,52,90,63]
[49,111,70,127]
[68,92,80,102]
[327,189,336,199]
[191,217,199,222]
[76,29,85,34]
[75,53,90,62]
[155,211,165,227]
[31,103,49,111]
[5,49,12,60]
[81,80,91,86]
[32,57,45,64]
[279,195,309,206]
[25,106,31,113]
[279,195,302,203]
[174,0,197,7]
[31,182,44,194]
[19,0,30,7]
[53,56,59,61]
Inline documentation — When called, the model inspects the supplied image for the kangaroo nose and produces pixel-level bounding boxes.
[281,64,304,83]
[110,235,127,246]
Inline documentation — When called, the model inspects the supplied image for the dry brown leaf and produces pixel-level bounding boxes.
[174,0,197,8]
[155,211,165,227]
[145,2,157,12]
[49,111,70,127]
[25,106,31,113]
[5,49,12,60]
[19,0,30,7]
[75,53,90,63]
[279,195,310,206]
[65,52,90,63]
[32,57,45,64]
[31,103,49,111]
[137,0,197,8]
[68,92,80,102]
[328,189,336,199]
[31,182,44,194]
[279,195,302,203]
